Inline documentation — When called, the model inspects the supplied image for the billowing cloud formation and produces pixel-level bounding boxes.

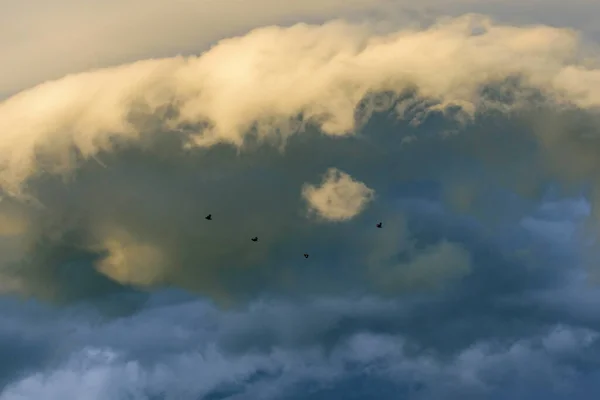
[2,15,600,195]
[0,0,402,97]
[3,285,600,399]
[0,14,599,308]
[94,228,168,286]
[4,0,600,99]
[302,168,374,221]
[4,4,600,398]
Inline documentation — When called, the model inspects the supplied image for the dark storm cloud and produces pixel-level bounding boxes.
[2,91,597,306]
[1,13,600,400]
[0,190,598,399]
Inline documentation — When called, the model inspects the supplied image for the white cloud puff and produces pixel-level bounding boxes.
[302,168,374,221]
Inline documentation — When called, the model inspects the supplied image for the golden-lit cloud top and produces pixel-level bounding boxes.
[0,15,599,304]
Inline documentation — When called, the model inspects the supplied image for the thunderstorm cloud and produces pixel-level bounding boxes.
[2,0,600,398]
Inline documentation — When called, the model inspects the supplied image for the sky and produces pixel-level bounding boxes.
[2,0,600,398]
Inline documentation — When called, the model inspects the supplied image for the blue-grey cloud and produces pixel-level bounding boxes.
[1,10,600,400]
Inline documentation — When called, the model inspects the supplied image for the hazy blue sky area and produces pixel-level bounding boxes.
[2,1,600,398]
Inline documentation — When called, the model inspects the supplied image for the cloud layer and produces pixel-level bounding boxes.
[3,289,600,399]
[2,15,600,195]
[3,6,600,398]
[4,0,600,98]
[0,15,600,306]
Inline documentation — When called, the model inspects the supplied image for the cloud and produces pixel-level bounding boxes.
[2,294,600,399]
[0,0,403,97]
[4,3,600,398]
[302,168,374,221]
[0,210,28,237]
[0,191,595,393]
[94,228,167,286]
[0,15,599,305]
[1,15,600,195]
[375,240,471,292]
[4,0,600,99]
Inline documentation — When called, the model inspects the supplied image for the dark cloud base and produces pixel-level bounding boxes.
[1,289,600,399]
[7,89,598,302]
[2,89,600,398]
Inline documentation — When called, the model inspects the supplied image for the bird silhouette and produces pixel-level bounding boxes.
[205,214,212,220]
[304,253,309,258]
[251,237,258,242]
[376,222,382,228]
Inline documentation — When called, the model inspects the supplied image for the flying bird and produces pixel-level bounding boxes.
[304,253,309,258]
[205,214,212,220]
[251,237,258,242]
[376,222,382,228]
